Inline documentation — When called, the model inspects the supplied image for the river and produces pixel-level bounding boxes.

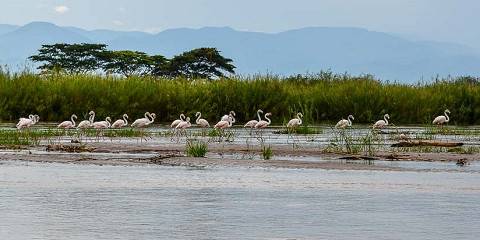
[1,161,479,239]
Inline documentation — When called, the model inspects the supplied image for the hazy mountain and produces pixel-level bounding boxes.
[0,22,479,82]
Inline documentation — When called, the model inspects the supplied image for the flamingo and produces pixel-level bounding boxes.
[215,116,234,129]
[16,114,38,129]
[244,109,263,128]
[111,114,129,128]
[433,109,450,126]
[221,111,236,122]
[131,112,155,128]
[336,115,354,129]
[373,114,390,129]
[58,114,78,129]
[93,117,111,129]
[255,113,272,129]
[287,112,303,129]
[171,114,186,128]
[195,112,210,128]
[176,117,192,129]
[78,111,95,129]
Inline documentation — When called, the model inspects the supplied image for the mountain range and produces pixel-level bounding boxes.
[0,21,479,82]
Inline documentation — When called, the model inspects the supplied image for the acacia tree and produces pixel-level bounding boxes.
[165,48,235,79]
[99,50,168,77]
[29,43,107,74]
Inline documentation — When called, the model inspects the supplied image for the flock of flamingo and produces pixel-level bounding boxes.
[14,109,451,131]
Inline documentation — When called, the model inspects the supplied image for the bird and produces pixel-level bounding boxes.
[131,112,155,128]
[58,114,78,129]
[93,117,111,129]
[77,111,95,129]
[336,115,354,129]
[215,116,234,129]
[16,114,38,129]
[255,112,272,129]
[244,109,263,128]
[433,109,450,126]
[221,111,236,122]
[176,117,192,129]
[111,114,129,128]
[287,112,303,129]
[195,112,210,128]
[373,114,390,129]
[171,114,186,128]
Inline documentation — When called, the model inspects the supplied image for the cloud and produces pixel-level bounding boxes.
[113,20,125,26]
[54,5,70,14]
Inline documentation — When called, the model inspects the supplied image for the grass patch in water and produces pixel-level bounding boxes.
[186,140,208,157]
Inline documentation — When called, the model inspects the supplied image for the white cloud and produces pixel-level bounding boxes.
[113,20,125,26]
[54,5,70,14]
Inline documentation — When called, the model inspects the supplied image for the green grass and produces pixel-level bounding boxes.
[185,140,208,157]
[261,145,273,160]
[1,71,480,125]
[0,130,42,145]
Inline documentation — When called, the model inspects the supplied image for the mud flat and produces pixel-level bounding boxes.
[0,139,478,172]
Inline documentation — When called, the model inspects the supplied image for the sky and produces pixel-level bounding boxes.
[1,0,479,49]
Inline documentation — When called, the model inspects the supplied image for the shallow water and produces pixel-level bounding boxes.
[1,161,480,239]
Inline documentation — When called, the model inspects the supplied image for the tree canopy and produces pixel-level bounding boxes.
[166,48,236,79]
[29,43,107,74]
[29,44,235,79]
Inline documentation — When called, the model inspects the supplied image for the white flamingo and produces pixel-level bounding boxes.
[16,114,38,129]
[215,116,234,129]
[336,115,354,129]
[176,117,192,129]
[58,114,78,129]
[78,111,95,129]
[255,113,272,129]
[287,112,303,129]
[132,112,155,128]
[171,114,186,128]
[433,109,450,126]
[373,114,390,129]
[221,111,236,122]
[195,112,210,128]
[244,109,263,128]
[111,114,129,128]
[93,117,112,129]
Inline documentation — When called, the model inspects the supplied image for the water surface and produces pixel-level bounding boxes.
[1,161,479,239]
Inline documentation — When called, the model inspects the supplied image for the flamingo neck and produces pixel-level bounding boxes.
[298,114,303,125]
[445,111,450,122]
[265,115,271,124]
[348,117,352,126]
[384,115,389,125]
[71,115,76,126]
[257,111,263,121]
[148,113,155,123]
[144,112,150,119]
[89,112,95,123]
[123,115,128,125]
[196,113,201,124]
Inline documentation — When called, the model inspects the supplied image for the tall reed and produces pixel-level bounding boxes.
[0,71,478,125]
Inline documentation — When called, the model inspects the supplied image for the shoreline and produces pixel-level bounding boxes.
[0,141,477,172]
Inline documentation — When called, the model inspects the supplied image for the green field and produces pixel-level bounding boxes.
[0,70,478,125]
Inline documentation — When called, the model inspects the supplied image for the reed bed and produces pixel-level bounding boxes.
[1,71,479,125]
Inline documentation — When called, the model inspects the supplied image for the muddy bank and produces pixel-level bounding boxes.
[0,141,477,171]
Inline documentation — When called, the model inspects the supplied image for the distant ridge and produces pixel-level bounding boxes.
[0,22,479,82]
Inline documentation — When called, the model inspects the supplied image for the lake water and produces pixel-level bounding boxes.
[1,161,479,239]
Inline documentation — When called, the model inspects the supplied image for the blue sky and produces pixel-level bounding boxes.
[1,0,479,49]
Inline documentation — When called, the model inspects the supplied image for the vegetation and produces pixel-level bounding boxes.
[1,71,480,124]
[261,145,273,160]
[185,140,208,157]
[29,44,234,78]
